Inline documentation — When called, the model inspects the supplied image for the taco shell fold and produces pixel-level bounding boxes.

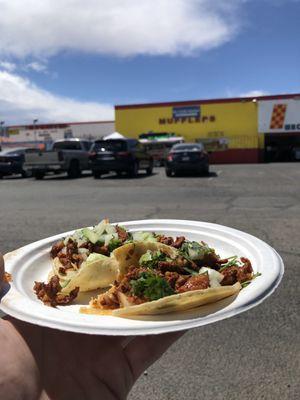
[112,241,178,279]
[50,240,174,294]
[52,254,119,293]
[81,282,241,316]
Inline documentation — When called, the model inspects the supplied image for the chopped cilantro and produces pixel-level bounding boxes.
[60,279,71,289]
[108,238,122,252]
[180,241,214,261]
[241,272,262,288]
[219,256,241,272]
[139,250,170,269]
[130,271,174,301]
[183,266,199,276]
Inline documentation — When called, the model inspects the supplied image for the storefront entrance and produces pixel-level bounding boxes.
[264,132,300,162]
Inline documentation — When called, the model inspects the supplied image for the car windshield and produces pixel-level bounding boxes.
[0,148,25,156]
[172,144,203,152]
[93,140,127,152]
[53,141,82,150]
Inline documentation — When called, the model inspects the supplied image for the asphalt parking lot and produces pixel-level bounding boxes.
[1,163,299,399]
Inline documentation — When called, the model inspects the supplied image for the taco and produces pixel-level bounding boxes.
[33,220,181,306]
[81,238,258,316]
[48,219,130,293]
[112,240,178,280]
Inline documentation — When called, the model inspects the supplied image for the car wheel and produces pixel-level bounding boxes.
[34,171,45,180]
[93,171,102,179]
[21,170,29,178]
[0,174,3,179]
[146,161,153,175]
[146,166,153,175]
[165,168,173,177]
[203,164,209,175]
[128,161,139,177]
[67,160,81,179]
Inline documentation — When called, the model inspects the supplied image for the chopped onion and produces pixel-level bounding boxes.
[94,220,106,236]
[60,247,67,255]
[78,248,89,254]
[199,267,224,287]
[105,224,116,234]
[104,234,114,246]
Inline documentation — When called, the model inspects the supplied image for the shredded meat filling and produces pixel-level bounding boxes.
[51,238,90,271]
[3,272,12,283]
[58,267,67,275]
[116,226,129,242]
[33,275,79,307]
[92,244,110,256]
[99,287,120,309]
[220,266,238,285]
[158,256,198,274]
[157,235,187,249]
[50,241,64,258]
[79,242,93,251]
[237,257,253,282]
[221,258,253,285]
[176,274,210,293]
[164,271,180,288]
[157,235,174,246]
[66,239,78,256]
[173,236,186,249]
[158,261,186,274]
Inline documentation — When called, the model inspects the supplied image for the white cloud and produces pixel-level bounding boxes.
[240,90,269,97]
[0,0,241,58]
[0,60,16,72]
[23,61,48,73]
[0,71,114,124]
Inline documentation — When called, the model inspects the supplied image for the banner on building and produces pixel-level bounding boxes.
[258,99,300,133]
[7,128,20,135]
[172,106,200,119]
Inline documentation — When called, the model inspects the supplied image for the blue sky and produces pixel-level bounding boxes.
[0,0,299,124]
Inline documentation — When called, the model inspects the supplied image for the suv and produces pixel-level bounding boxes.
[89,139,153,178]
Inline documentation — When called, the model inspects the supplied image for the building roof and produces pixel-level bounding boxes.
[115,93,300,110]
[8,120,115,129]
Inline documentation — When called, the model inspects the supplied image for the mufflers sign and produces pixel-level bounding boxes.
[159,105,215,125]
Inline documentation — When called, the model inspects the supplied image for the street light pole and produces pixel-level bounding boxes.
[0,121,4,151]
[33,119,38,147]
[0,121,4,136]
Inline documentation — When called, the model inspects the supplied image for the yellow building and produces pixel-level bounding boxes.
[116,94,300,163]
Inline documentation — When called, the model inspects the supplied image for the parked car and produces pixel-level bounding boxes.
[165,143,209,177]
[24,139,92,179]
[0,147,39,178]
[89,139,153,178]
[292,146,300,161]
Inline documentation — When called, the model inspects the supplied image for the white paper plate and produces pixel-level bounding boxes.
[0,220,284,336]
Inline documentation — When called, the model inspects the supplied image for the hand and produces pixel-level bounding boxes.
[0,254,184,400]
